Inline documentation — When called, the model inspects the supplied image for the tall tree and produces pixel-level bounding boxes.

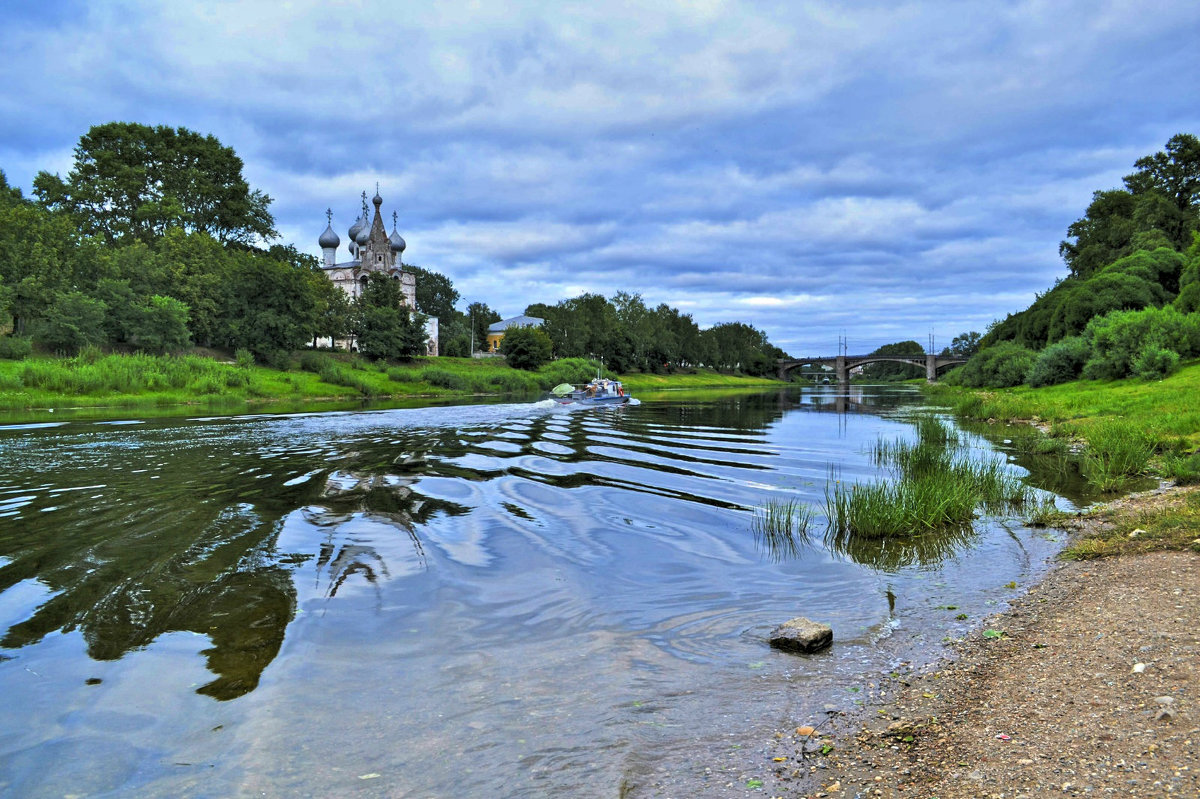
[466,301,501,352]
[33,122,276,246]
[862,340,925,381]
[404,264,460,320]
[1061,134,1200,278]
[354,273,427,360]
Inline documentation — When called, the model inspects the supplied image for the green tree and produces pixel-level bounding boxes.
[222,249,325,358]
[944,331,981,357]
[501,325,553,370]
[1060,134,1200,278]
[405,264,460,320]
[33,291,107,353]
[862,340,924,381]
[467,301,501,352]
[33,122,276,246]
[133,295,192,354]
[354,273,427,360]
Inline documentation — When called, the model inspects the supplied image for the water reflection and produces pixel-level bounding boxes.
[0,387,1077,797]
[823,522,980,571]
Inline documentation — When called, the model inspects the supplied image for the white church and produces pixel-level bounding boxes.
[317,188,438,355]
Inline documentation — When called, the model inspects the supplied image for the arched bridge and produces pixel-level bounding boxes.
[777,353,968,383]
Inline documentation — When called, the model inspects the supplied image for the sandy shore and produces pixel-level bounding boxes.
[762,488,1200,798]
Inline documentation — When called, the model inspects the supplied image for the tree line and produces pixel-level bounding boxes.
[1,121,788,376]
[950,133,1200,387]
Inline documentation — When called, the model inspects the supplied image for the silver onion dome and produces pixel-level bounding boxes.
[318,223,340,249]
[389,227,406,253]
[347,215,364,243]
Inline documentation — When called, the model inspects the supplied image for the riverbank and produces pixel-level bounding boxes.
[771,484,1199,798]
[762,370,1200,797]
[0,350,779,423]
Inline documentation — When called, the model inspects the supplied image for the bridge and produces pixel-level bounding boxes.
[777,353,968,383]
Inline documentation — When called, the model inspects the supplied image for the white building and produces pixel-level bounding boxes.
[317,188,438,355]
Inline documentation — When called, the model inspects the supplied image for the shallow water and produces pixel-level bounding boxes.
[0,385,1080,797]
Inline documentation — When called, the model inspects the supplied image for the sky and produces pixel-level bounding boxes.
[1,1,1197,356]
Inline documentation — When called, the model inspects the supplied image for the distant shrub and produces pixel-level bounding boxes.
[1131,345,1179,380]
[539,358,606,387]
[0,336,32,360]
[235,348,256,369]
[487,371,540,393]
[420,368,470,391]
[193,376,225,395]
[954,343,1036,388]
[1082,306,1200,380]
[1027,336,1090,388]
[386,367,420,383]
[298,350,327,373]
[33,291,107,354]
[1172,281,1200,313]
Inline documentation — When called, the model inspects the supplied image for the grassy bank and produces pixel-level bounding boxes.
[0,349,779,421]
[926,361,1200,558]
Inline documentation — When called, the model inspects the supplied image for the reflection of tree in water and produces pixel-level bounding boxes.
[1,501,298,701]
[304,466,469,602]
[0,430,466,702]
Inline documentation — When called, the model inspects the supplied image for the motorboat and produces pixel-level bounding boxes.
[549,377,631,406]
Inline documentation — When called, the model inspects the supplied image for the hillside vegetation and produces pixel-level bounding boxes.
[948,134,1200,390]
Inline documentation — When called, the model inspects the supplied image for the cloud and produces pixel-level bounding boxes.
[2,0,1198,357]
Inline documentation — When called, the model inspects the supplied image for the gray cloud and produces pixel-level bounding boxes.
[2,0,1198,356]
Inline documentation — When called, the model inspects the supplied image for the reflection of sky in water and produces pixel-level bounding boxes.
[0,387,1080,797]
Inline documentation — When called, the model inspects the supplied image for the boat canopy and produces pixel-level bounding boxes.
[550,383,576,397]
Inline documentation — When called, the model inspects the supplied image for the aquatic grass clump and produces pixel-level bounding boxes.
[824,470,981,539]
[827,412,1039,544]
[1080,419,1157,492]
[1026,496,1072,528]
[752,498,814,561]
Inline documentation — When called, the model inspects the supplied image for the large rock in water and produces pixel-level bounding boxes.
[769,617,833,653]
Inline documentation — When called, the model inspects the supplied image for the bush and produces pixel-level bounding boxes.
[501,325,553,370]
[1131,345,1179,380]
[133,295,191,354]
[0,336,33,360]
[298,350,328,373]
[1081,306,1200,380]
[1173,281,1200,313]
[1027,336,1090,387]
[235,348,255,369]
[419,368,469,391]
[954,343,1036,388]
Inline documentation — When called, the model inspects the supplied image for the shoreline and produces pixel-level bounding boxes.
[768,484,1200,798]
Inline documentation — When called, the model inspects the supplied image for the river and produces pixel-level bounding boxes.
[0,385,1082,797]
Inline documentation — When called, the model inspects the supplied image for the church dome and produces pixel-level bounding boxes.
[389,227,406,253]
[347,215,364,243]
[318,223,340,249]
[373,189,383,207]
[355,222,371,246]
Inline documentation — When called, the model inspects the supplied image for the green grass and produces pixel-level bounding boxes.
[928,360,1200,449]
[752,498,814,561]
[0,350,784,422]
[1079,419,1157,493]
[823,413,1037,541]
[928,361,1200,491]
